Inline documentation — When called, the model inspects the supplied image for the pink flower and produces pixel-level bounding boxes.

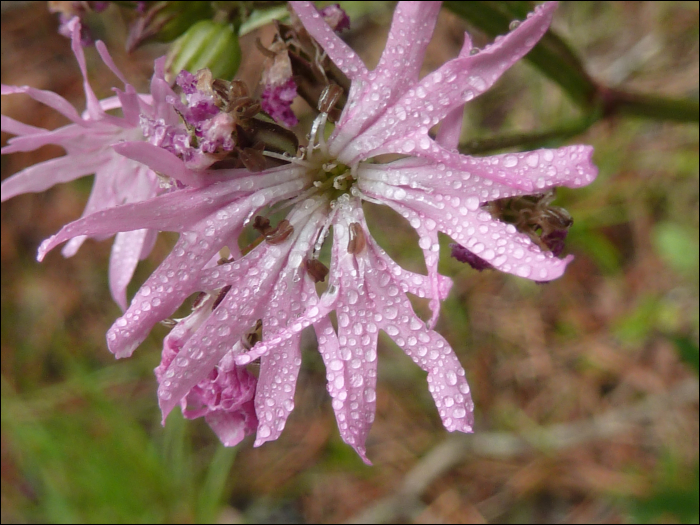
[36,1,597,462]
[155,291,258,447]
[1,18,181,310]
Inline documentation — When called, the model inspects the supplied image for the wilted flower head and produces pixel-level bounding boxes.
[32,1,597,462]
[1,18,181,310]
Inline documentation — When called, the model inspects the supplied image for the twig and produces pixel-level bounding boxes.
[345,378,699,524]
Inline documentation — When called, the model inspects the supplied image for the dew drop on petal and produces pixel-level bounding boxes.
[503,155,518,168]
[515,264,532,277]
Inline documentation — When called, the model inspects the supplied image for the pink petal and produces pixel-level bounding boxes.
[1,114,46,136]
[289,2,367,81]
[435,33,473,151]
[364,180,573,281]
[1,84,84,125]
[235,290,337,365]
[205,404,257,447]
[330,2,441,154]
[254,334,302,446]
[339,2,557,163]
[109,229,151,311]
[37,186,232,260]
[254,272,318,446]
[108,201,258,360]
[67,17,102,121]
[112,142,208,188]
[374,291,474,433]
[314,317,373,465]
[1,124,96,154]
[1,150,112,201]
[95,40,129,86]
[157,240,293,419]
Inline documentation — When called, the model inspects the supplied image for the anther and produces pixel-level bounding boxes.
[192,291,208,309]
[265,219,294,244]
[253,215,272,235]
[241,319,263,350]
[317,83,343,113]
[239,147,268,172]
[306,258,329,282]
[347,222,366,254]
[212,285,232,310]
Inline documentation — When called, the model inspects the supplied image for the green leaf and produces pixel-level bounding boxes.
[671,336,700,375]
[653,222,700,276]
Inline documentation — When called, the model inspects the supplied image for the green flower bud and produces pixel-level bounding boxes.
[127,1,215,52]
[166,20,241,81]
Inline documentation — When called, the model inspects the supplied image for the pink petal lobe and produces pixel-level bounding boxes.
[254,272,318,446]
[313,317,372,465]
[340,2,557,163]
[362,180,573,282]
[1,84,84,125]
[107,200,257,359]
[1,150,112,202]
[109,229,151,311]
[330,1,441,153]
[289,2,367,81]
[112,141,207,188]
[1,114,46,136]
[66,18,102,121]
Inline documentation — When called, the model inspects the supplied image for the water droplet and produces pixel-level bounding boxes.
[515,264,532,277]
[503,155,518,168]
[446,370,458,386]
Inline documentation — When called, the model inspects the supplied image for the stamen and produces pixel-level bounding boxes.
[265,219,294,244]
[306,258,329,282]
[212,285,232,309]
[262,150,314,168]
[347,222,366,254]
[241,319,263,350]
[192,291,208,309]
[313,206,339,257]
[253,215,272,235]
[307,112,329,159]
[318,84,343,113]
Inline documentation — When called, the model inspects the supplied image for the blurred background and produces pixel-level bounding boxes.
[1,1,698,523]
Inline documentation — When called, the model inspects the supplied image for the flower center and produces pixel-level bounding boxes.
[302,112,356,199]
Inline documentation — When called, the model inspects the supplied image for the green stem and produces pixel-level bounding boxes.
[602,88,700,123]
[445,1,700,125]
[458,116,596,155]
[444,1,597,107]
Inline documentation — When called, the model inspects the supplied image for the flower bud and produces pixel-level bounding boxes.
[127,1,215,51]
[166,20,241,81]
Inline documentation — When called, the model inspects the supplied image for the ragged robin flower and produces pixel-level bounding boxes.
[1,17,182,310]
[30,1,597,463]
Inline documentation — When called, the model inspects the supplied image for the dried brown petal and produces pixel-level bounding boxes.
[239,147,268,172]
